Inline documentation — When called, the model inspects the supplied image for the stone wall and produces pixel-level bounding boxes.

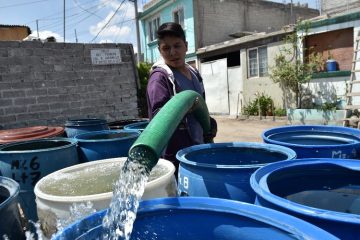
[0,41,139,129]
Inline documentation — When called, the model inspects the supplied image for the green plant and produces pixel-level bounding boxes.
[243,99,258,116]
[274,108,287,116]
[269,20,323,109]
[137,62,152,118]
[243,93,274,116]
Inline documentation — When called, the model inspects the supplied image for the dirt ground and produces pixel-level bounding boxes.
[212,115,288,143]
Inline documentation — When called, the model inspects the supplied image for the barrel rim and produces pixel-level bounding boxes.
[34,158,174,202]
[123,120,149,130]
[52,197,338,240]
[250,158,360,223]
[176,142,297,169]
[262,125,360,148]
[0,137,78,153]
[65,118,107,127]
[0,176,20,211]
[74,129,140,142]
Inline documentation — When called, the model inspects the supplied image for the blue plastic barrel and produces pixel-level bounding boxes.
[0,177,25,239]
[0,138,79,221]
[250,158,360,240]
[176,142,296,203]
[75,130,140,162]
[262,125,360,159]
[123,120,149,132]
[65,118,109,138]
[327,59,337,72]
[52,197,338,240]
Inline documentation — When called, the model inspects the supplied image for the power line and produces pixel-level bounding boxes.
[33,0,113,35]
[0,0,50,9]
[73,0,103,19]
[90,0,126,42]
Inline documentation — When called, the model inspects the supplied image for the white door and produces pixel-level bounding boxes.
[228,66,243,117]
[200,59,229,114]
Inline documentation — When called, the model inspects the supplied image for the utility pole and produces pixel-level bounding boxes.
[75,29,78,43]
[63,0,66,42]
[290,0,293,24]
[36,19,39,38]
[129,0,141,63]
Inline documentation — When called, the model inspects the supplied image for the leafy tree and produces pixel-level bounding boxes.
[270,21,323,109]
[137,62,152,117]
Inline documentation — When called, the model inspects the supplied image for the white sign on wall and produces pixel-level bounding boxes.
[91,48,122,65]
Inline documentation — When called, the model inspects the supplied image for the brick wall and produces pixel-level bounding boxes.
[305,28,353,71]
[0,41,139,129]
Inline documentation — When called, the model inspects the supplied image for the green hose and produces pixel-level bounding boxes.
[128,90,212,172]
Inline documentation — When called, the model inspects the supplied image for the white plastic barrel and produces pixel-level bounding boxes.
[34,157,177,237]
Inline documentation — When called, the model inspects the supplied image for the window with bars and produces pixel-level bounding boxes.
[173,8,184,28]
[248,46,268,78]
[147,17,160,42]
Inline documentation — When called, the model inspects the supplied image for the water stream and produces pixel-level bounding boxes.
[102,149,151,240]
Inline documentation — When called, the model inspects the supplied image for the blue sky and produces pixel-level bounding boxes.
[0,0,318,52]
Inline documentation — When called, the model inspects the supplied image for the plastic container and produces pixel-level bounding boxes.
[64,118,109,138]
[250,158,360,240]
[52,197,338,240]
[262,125,360,159]
[34,157,177,237]
[107,118,149,130]
[0,126,65,144]
[176,142,296,203]
[327,59,337,72]
[75,130,140,162]
[0,177,25,239]
[0,138,79,221]
[123,120,149,132]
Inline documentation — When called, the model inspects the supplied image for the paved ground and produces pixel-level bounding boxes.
[212,115,288,143]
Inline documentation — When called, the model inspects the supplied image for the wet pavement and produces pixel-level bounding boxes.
[212,115,288,143]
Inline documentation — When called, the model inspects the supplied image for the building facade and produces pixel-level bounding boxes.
[139,0,319,66]
[321,0,360,16]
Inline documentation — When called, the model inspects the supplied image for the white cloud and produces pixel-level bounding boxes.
[28,31,64,42]
[89,10,132,41]
[99,0,134,18]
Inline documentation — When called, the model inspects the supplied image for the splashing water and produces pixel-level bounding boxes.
[57,201,97,232]
[102,151,150,240]
[25,220,45,240]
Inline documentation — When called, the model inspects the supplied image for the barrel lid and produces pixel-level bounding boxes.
[0,126,64,144]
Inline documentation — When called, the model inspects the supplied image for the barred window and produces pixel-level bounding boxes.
[248,46,268,78]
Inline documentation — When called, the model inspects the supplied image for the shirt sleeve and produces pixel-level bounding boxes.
[146,71,172,119]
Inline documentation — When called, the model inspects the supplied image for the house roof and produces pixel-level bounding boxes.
[0,24,31,35]
[197,27,294,58]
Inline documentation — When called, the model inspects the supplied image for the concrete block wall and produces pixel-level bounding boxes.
[0,41,139,129]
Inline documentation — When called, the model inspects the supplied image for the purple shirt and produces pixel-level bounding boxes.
[146,65,205,171]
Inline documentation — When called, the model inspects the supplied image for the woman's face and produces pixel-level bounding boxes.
[158,35,188,69]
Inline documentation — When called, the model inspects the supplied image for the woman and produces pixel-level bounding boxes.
[146,22,216,174]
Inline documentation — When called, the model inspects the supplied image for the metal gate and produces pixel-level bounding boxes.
[200,59,229,114]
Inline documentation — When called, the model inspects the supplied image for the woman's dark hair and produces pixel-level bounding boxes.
[157,22,186,42]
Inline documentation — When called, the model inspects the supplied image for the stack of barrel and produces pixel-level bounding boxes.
[0,117,150,239]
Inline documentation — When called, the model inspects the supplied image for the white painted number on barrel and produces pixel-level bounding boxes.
[183,176,189,189]
[332,150,346,158]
